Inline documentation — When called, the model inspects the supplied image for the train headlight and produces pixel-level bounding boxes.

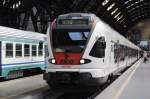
[51,59,56,64]
[80,59,85,64]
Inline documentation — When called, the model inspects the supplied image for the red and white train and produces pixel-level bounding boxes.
[44,13,141,91]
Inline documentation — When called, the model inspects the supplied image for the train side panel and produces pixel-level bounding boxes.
[1,41,46,77]
[0,26,46,78]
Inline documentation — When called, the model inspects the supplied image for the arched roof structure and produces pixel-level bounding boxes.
[0,0,149,35]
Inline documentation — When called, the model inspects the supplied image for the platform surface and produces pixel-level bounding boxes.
[95,58,150,99]
[0,74,48,98]
[118,58,150,99]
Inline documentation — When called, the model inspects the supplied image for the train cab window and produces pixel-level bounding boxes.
[89,37,106,58]
[24,44,30,56]
[52,29,90,53]
[32,45,37,56]
[69,32,89,40]
[38,43,43,56]
[16,44,22,57]
[6,43,13,57]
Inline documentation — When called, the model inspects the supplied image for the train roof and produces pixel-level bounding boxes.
[99,21,140,50]
[0,26,46,41]
[58,13,96,18]
[57,13,100,22]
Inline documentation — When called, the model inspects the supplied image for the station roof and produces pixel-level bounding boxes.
[0,0,150,35]
[50,0,150,35]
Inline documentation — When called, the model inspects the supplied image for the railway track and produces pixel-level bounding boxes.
[5,86,63,99]
[56,75,118,99]
[1,59,141,99]
[6,72,119,99]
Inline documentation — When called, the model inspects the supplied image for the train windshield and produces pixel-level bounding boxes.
[52,29,90,53]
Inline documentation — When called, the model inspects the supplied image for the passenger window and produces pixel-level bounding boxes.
[6,43,13,57]
[32,45,37,56]
[24,44,30,56]
[16,44,22,57]
[89,37,106,58]
[114,44,118,63]
[38,44,43,56]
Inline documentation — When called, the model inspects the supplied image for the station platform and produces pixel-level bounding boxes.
[117,58,150,99]
[0,75,48,99]
[95,58,150,99]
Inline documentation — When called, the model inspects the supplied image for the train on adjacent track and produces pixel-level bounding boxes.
[0,26,47,79]
[44,13,141,91]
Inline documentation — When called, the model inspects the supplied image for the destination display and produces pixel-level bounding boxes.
[58,19,89,25]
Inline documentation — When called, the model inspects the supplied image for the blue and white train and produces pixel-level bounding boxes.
[0,26,46,79]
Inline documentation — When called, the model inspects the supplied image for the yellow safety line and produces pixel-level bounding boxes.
[112,59,142,99]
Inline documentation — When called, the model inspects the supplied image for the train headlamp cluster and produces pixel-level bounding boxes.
[50,59,56,64]
[49,58,91,64]
[80,59,85,64]
[80,59,91,64]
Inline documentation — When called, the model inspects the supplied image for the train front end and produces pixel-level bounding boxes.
[44,13,107,90]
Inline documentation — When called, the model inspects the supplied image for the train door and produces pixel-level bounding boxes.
[110,43,115,68]
[114,43,119,68]
[0,42,1,76]
[125,47,128,67]
[117,44,120,68]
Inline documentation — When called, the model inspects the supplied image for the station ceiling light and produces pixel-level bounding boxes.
[117,15,123,22]
[102,0,110,6]
[120,18,125,24]
[114,12,121,19]
[107,3,115,11]
[111,8,118,15]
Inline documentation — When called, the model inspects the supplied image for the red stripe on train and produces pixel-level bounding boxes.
[54,52,82,65]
